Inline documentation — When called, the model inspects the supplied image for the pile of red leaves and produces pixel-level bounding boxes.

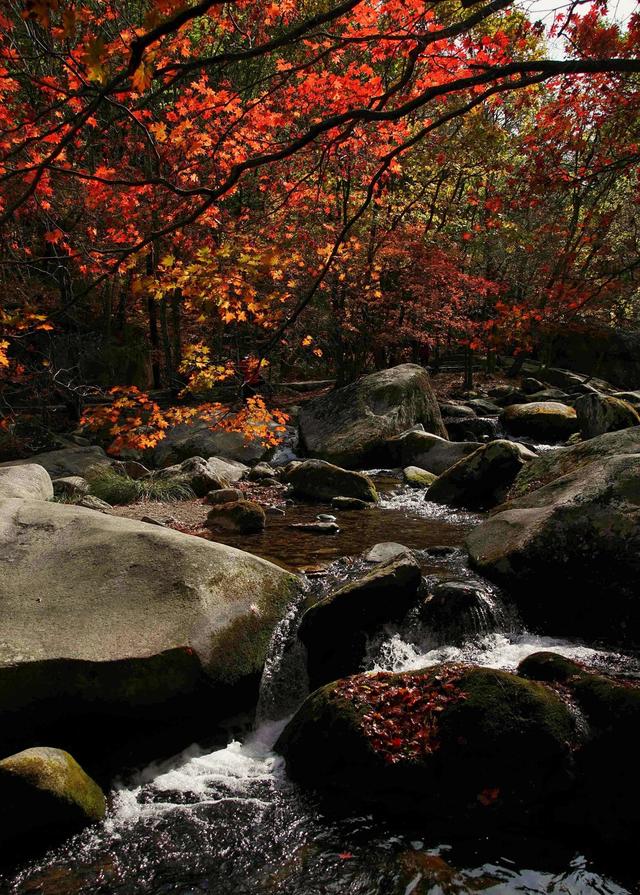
[334,669,467,765]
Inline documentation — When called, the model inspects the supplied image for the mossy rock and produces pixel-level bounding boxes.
[0,747,105,846]
[499,402,578,442]
[276,665,576,825]
[403,466,437,488]
[518,652,584,683]
[298,364,447,468]
[206,498,266,533]
[427,440,536,510]
[575,393,640,439]
[287,459,378,503]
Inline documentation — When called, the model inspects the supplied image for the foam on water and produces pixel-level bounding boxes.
[369,630,617,674]
[379,487,480,524]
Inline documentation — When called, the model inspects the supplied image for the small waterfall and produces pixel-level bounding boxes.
[255,587,309,725]
[419,578,514,643]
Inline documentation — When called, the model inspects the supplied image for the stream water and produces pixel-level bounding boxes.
[2,474,638,895]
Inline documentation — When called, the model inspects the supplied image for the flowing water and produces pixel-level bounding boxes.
[2,474,639,895]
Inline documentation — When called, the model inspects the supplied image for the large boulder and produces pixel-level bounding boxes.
[0,747,105,845]
[298,365,447,468]
[511,426,640,499]
[0,499,299,764]
[206,456,248,483]
[574,393,640,439]
[466,445,640,643]
[287,459,377,503]
[427,440,536,510]
[499,402,578,442]
[0,446,109,479]
[298,555,422,688]
[0,464,53,501]
[276,665,576,825]
[153,421,268,467]
[384,430,481,475]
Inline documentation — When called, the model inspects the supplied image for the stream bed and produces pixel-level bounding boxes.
[2,474,639,895]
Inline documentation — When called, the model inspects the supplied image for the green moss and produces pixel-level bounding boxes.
[518,652,584,683]
[207,573,299,683]
[0,747,106,821]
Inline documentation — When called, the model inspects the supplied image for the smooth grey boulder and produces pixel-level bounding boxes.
[575,393,640,439]
[153,420,268,467]
[207,456,248,483]
[0,464,53,501]
[298,364,447,468]
[0,498,299,760]
[0,747,106,846]
[500,402,578,442]
[155,456,225,496]
[466,448,640,643]
[287,459,378,503]
[0,446,109,479]
[427,440,536,509]
[385,430,481,476]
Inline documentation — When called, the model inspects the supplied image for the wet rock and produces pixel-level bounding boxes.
[420,579,504,641]
[403,466,437,488]
[524,388,571,404]
[298,555,422,688]
[331,496,370,511]
[489,385,526,406]
[205,487,244,505]
[0,446,109,479]
[0,464,53,501]
[290,521,340,534]
[287,459,378,503]
[385,430,481,475]
[364,542,412,563]
[465,398,503,416]
[0,747,106,846]
[518,651,584,683]
[438,403,476,419]
[427,440,536,510]
[574,393,640,439]
[444,416,500,442]
[522,377,545,395]
[499,402,578,442]
[467,442,640,643]
[0,498,298,763]
[206,499,266,533]
[52,475,89,501]
[276,665,576,824]
[298,364,447,468]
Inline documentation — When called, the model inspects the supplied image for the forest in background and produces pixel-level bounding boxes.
[2,0,640,457]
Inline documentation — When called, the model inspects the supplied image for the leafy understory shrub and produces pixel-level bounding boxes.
[85,466,194,505]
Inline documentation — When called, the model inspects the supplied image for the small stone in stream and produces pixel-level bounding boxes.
[265,505,286,515]
[290,521,340,534]
[426,545,457,557]
[205,487,243,505]
[206,499,266,533]
[403,466,437,488]
[364,542,412,563]
[141,515,167,527]
[317,514,336,522]
[331,496,370,511]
